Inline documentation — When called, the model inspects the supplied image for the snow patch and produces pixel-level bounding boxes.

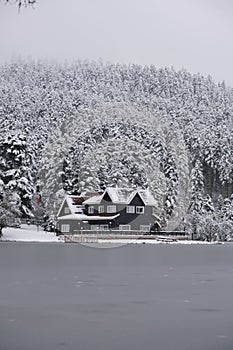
[1,224,59,242]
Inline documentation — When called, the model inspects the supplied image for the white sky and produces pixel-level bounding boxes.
[1,0,233,85]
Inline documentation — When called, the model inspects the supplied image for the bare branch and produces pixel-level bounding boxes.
[3,0,36,9]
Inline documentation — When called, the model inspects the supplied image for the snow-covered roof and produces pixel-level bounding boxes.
[57,195,86,216]
[137,189,157,206]
[66,196,84,213]
[82,187,157,206]
[83,195,102,205]
[58,213,120,221]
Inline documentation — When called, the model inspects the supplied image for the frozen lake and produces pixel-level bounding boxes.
[0,243,233,350]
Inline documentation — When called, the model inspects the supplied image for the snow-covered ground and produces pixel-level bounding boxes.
[1,224,60,242]
[0,225,221,245]
[95,239,217,245]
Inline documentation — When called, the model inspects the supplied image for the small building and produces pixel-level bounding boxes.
[56,187,158,235]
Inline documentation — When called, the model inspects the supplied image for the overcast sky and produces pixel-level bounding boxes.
[1,0,233,85]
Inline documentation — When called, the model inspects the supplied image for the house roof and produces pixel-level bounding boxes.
[57,213,120,221]
[66,196,86,213]
[136,189,157,206]
[57,195,87,217]
[82,187,157,206]
[83,195,102,205]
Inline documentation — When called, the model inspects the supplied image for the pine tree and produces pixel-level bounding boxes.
[188,160,205,239]
[0,191,21,235]
[0,133,34,217]
[189,160,205,213]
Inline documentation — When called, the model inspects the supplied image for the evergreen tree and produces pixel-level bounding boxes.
[0,191,21,235]
[189,160,205,213]
[0,133,34,216]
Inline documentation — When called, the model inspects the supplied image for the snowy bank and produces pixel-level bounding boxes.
[1,225,60,242]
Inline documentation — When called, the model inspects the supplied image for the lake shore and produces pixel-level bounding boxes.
[0,225,223,245]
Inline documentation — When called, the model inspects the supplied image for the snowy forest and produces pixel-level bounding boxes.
[0,59,233,240]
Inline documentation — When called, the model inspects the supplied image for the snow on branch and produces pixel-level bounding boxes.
[3,0,36,10]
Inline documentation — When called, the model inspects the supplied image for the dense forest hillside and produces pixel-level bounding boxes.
[0,60,233,239]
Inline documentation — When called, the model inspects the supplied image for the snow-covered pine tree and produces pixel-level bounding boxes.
[188,159,205,239]
[0,133,34,217]
[0,190,22,235]
[189,159,205,213]
[215,194,233,241]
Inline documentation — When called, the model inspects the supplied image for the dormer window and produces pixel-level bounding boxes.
[64,207,70,214]
[88,206,94,214]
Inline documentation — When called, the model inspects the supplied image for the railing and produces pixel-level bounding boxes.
[20,218,44,225]
[63,235,98,243]
[62,230,188,243]
[67,229,187,236]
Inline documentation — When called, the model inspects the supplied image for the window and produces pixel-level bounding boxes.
[91,225,108,231]
[126,206,135,214]
[100,224,109,231]
[136,206,144,214]
[88,206,94,214]
[98,205,104,213]
[119,225,131,231]
[91,225,99,231]
[64,207,70,214]
[61,224,70,233]
[107,205,116,213]
[140,225,150,232]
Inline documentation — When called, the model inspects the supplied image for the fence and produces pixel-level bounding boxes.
[63,235,99,243]
[65,229,187,236]
[62,231,188,243]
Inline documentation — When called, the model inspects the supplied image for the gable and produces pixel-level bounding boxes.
[57,198,71,217]
[129,193,144,206]
[101,192,113,204]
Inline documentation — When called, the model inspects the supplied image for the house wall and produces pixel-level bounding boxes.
[57,207,155,234]
[113,205,154,231]
[57,219,89,235]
